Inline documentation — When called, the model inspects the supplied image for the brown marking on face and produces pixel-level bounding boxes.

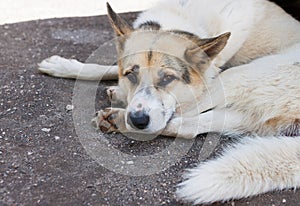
[144,51,165,68]
[118,59,125,77]
[188,67,203,86]
[147,50,153,64]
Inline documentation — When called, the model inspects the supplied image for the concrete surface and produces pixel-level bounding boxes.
[1,12,300,206]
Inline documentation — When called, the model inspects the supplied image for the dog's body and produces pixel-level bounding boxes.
[38,0,300,204]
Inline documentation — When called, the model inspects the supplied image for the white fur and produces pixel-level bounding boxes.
[177,136,300,204]
[38,55,118,80]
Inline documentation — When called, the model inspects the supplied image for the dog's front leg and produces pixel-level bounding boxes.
[162,116,199,139]
[92,108,128,133]
[162,109,243,138]
[38,55,118,80]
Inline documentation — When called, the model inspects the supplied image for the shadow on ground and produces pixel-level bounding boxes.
[0,13,299,206]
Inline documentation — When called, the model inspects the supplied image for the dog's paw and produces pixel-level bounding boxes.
[38,55,83,78]
[106,86,120,102]
[106,86,127,107]
[91,108,126,133]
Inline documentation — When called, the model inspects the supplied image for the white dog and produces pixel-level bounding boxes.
[38,0,300,204]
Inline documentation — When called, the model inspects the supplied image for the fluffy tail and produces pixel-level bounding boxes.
[177,136,300,204]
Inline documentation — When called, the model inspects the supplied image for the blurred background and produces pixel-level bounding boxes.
[0,0,160,25]
[0,0,299,25]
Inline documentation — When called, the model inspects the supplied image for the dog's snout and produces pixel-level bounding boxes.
[128,110,150,130]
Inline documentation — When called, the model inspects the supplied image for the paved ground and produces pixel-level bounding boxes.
[1,12,300,206]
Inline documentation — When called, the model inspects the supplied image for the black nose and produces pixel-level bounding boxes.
[128,111,150,130]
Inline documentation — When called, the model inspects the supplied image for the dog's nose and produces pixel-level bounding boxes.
[128,110,150,130]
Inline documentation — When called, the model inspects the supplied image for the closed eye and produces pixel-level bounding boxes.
[125,72,138,84]
[157,74,178,87]
[124,65,140,84]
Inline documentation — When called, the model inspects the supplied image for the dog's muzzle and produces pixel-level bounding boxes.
[127,110,150,130]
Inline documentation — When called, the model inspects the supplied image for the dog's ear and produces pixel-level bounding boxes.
[107,3,133,36]
[185,32,231,64]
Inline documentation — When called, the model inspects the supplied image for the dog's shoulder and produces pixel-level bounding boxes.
[133,0,264,36]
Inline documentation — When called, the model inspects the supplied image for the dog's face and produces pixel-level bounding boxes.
[119,33,200,134]
[107,4,230,134]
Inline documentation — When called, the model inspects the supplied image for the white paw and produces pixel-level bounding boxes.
[38,55,83,78]
[106,86,127,107]
[106,86,119,101]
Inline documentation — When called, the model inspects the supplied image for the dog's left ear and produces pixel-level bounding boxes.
[107,3,133,36]
[185,32,231,63]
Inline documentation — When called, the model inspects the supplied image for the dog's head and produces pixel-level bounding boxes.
[107,3,230,134]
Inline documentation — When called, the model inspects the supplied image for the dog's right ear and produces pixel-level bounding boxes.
[107,3,133,36]
[185,32,231,64]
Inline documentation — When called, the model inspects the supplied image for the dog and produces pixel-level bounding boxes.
[38,0,300,204]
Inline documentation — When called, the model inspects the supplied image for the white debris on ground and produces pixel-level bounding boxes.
[65,104,74,111]
[54,136,60,140]
[41,128,51,132]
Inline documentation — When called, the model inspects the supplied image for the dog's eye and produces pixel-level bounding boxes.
[125,72,138,84]
[124,65,139,84]
[158,74,177,87]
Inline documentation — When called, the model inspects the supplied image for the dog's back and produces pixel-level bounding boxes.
[134,0,300,67]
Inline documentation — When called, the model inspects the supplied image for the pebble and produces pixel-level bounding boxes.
[282,199,286,203]
[126,161,134,165]
[66,104,74,111]
[54,136,60,140]
[41,128,51,132]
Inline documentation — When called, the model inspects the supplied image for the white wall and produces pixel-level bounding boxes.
[0,0,160,25]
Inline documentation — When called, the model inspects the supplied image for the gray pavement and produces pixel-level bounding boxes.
[0,12,300,206]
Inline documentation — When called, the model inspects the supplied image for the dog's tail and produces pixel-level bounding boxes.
[177,136,300,204]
